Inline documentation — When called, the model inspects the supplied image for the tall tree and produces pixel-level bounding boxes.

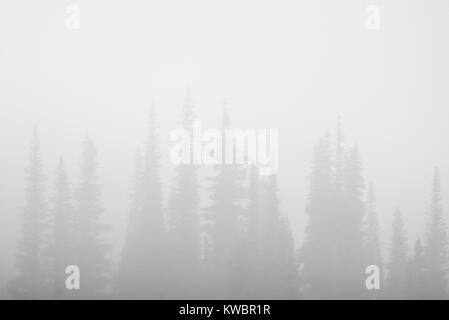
[335,145,366,298]
[258,174,299,299]
[118,105,166,299]
[45,158,76,299]
[203,107,246,299]
[424,167,448,299]
[404,237,428,299]
[166,90,201,298]
[386,208,408,299]
[300,133,337,299]
[8,127,47,299]
[364,181,383,298]
[74,136,110,299]
[116,149,143,298]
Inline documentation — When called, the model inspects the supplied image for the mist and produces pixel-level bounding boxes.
[0,0,448,299]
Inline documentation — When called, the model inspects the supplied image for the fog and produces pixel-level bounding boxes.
[0,0,448,299]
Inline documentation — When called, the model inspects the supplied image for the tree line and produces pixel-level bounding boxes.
[4,94,448,299]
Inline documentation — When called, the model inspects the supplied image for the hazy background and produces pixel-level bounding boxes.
[0,0,448,295]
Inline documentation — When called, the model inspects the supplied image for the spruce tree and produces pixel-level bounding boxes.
[424,167,448,299]
[74,136,110,298]
[336,145,365,298]
[203,107,246,298]
[119,106,166,298]
[404,237,428,299]
[364,181,383,298]
[8,127,47,299]
[259,174,299,299]
[117,149,143,298]
[300,133,337,299]
[386,208,408,299]
[46,158,76,299]
[166,90,201,298]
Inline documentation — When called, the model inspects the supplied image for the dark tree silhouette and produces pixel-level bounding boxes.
[258,174,299,299]
[300,133,337,299]
[74,136,110,299]
[202,107,247,299]
[336,145,366,298]
[404,237,428,299]
[363,181,383,298]
[45,158,77,299]
[8,127,47,299]
[118,105,166,299]
[166,90,201,299]
[386,208,408,299]
[117,149,144,298]
[241,165,263,298]
[302,120,367,299]
[243,167,299,299]
[423,167,448,299]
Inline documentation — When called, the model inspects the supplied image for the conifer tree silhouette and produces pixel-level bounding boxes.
[118,105,166,299]
[258,174,299,299]
[117,149,143,298]
[336,145,365,298]
[404,237,428,299]
[364,181,383,298]
[8,127,47,299]
[203,106,246,299]
[386,208,408,299]
[300,133,337,299]
[166,90,201,299]
[74,136,110,298]
[424,167,448,299]
[45,158,77,299]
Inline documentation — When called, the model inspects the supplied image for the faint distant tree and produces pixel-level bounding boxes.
[363,181,383,298]
[404,237,428,299]
[241,165,263,298]
[423,167,448,299]
[74,136,110,299]
[335,145,366,298]
[118,105,166,299]
[300,133,337,299]
[242,167,299,299]
[8,127,47,299]
[117,149,143,298]
[259,174,299,299]
[45,158,77,299]
[166,90,201,299]
[386,208,408,299]
[203,106,247,299]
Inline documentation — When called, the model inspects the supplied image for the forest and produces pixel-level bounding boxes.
[2,93,448,300]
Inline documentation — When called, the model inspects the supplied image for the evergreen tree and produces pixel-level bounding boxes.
[259,174,299,299]
[300,133,337,299]
[45,158,76,299]
[364,181,383,298]
[423,167,448,299]
[404,237,428,299]
[117,149,143,298]
[166,90,201,298]
[8,127,47,299]
[386,208,408,299]
[203,107,246,299]
[336,145,366,298]
[241,165,263,298]
[74,136,110,298]
[118,105,166,299]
